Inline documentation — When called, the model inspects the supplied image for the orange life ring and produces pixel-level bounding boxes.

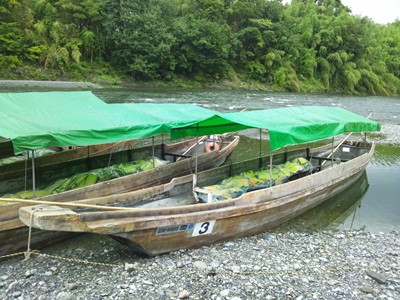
[205,135,222,153]
[205,142,220,153]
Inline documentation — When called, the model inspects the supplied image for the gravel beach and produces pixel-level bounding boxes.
[0,82,399,300]
[377,124,400,146]
[0,231,399,300]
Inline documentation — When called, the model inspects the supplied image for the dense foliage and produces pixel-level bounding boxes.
[1,0,400,95]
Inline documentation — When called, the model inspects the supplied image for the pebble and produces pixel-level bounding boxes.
[366,269,387,284]
[56,292,76,300]
[178,290,190,299]
[193,261,207,270]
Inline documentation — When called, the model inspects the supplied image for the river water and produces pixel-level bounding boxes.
[3,86,400,233]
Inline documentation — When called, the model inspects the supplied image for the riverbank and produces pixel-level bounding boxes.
[377,124,400,146]
[0,78,267,91]
[0,80,103,89]
[0,231,398,300]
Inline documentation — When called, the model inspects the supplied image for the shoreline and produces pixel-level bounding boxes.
[377,124,400,146]
[0,80,103,89]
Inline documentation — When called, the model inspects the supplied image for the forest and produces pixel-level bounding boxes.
[1,0,400,95]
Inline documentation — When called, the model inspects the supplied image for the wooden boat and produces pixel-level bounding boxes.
[0,138,137,167]
[19,138,375,256]
[1,135,240,255]
[0,138,138,195]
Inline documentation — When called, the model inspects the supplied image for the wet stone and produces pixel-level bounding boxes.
[366,269,387,284]
[360,286,375,294]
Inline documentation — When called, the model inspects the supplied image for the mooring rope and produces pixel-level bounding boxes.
[23,208,36,261]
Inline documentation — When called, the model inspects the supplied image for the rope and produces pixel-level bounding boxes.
[37,253,121,268]
[0,252,26,260]
[23,208,36,261]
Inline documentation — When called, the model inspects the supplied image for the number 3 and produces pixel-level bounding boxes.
[192,220,215,236]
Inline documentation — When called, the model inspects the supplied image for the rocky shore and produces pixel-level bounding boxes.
[377,124,400,146]
[0,230,398,300]
[0,80,102,89]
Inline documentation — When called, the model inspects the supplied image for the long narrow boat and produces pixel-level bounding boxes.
[0,138,138,195]
[0,135,239,255]
[0,137,135,166]
[18,104,381,256]
[0,137,137,169]
[19,138,375,256]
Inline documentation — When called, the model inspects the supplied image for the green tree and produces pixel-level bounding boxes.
[172,17,230,80]
[100,0,178,80]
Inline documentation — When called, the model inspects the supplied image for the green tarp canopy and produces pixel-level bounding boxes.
[0,91,220,154]
[171,106,381,150]
[1,91,381,154]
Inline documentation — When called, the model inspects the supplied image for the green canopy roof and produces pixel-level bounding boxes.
[171,106,381,150]
[0,91,219,154]
[1,92,381,154]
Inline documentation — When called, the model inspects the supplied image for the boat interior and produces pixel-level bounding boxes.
[71,139,373,214]
[0,136,218,196]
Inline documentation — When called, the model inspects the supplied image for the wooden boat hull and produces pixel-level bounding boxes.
[1,135,239,255]
[0,227,77,257]
[0,140,138,193]
[19,141,375,256]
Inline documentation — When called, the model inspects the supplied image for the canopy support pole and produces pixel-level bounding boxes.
[192,124,199,196]
[364,132,367,150]
[331,137,334,167]
[31,150,36,198]
[259,128,262,168]
[269,152,273,188]
[152,136,155,165]
[108,149,112,167]
[24,156,28,192]
[195,124,199,175]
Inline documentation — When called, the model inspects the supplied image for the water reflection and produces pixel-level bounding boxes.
[372,144,400,167]
[272,171,370,233]
[230,133,270,162]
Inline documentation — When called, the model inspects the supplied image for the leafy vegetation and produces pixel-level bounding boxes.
[1,0,399,95]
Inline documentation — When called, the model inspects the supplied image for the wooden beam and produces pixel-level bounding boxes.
[0,198,137,211]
